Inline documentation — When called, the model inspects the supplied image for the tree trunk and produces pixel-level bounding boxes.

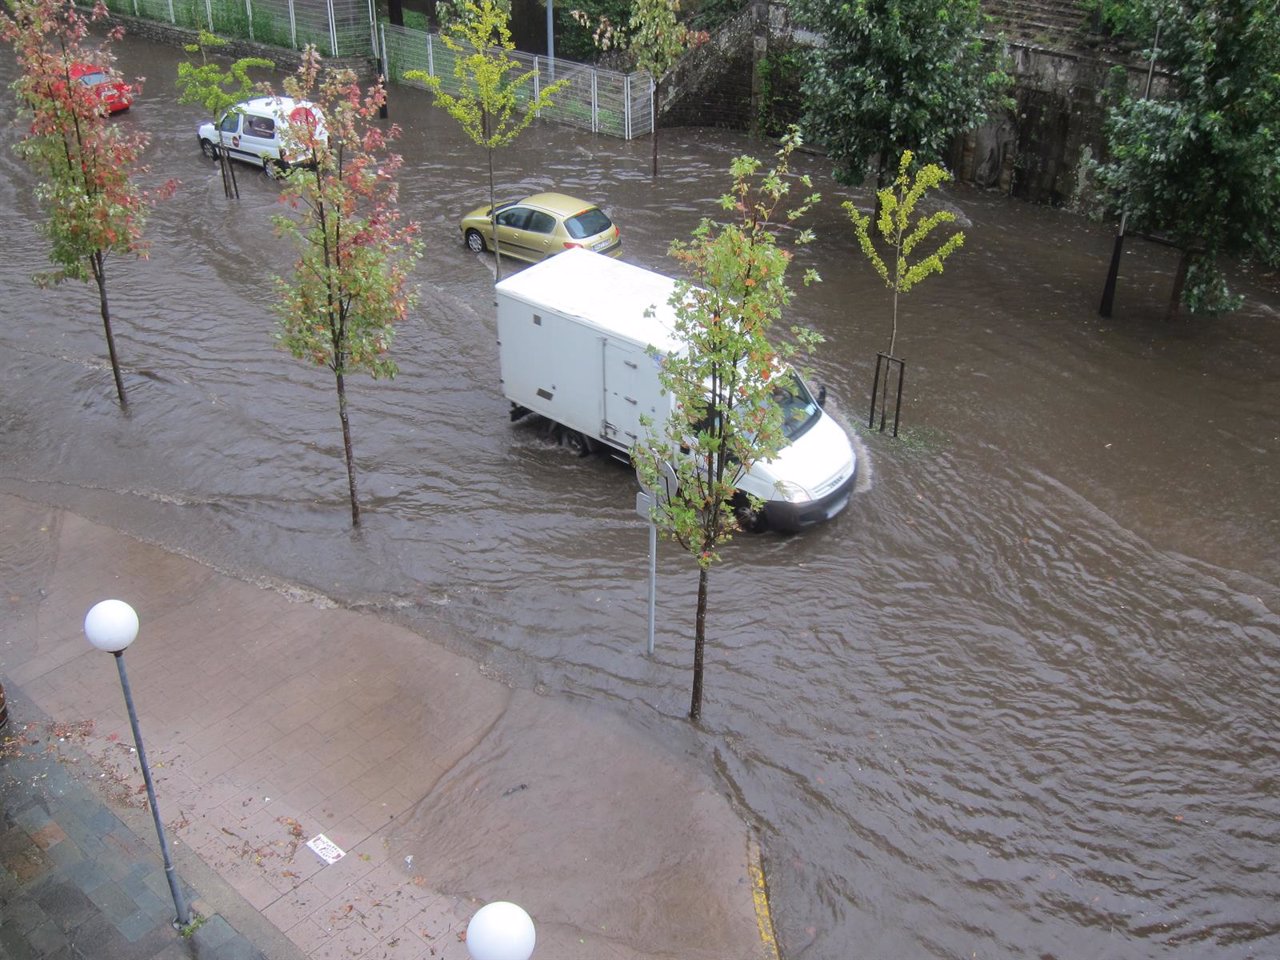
[335,368,361,527]
[688,564,709,722]
[218,147,239,200]
[91,251,128,408]
[485,114,504,283]
[1167,247,1190,321]
[651,80,661,179]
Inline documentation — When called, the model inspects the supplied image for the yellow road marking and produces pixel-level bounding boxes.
[749,838,781,960]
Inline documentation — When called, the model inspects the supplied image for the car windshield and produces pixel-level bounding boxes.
[564,208,612,239]
[770,372,821,441]
[77,71,108,86]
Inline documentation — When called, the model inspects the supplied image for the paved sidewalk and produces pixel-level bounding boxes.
[1,685,300,960]
[0,493,773,960]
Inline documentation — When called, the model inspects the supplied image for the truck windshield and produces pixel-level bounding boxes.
[771,373,821,441]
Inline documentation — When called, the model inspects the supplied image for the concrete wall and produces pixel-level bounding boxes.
[657,0,1169,206]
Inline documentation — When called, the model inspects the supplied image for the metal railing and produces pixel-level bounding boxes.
[379,23,653,141]
[98,0,376,57]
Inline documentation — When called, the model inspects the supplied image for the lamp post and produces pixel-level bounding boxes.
[84,599,191,928]
[466,901,536,960]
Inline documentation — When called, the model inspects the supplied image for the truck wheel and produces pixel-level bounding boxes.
[264,159,289,180]
[465,229,487,253]
[733,493,766,533]
[200,138,219,160]
[560,428,593,457]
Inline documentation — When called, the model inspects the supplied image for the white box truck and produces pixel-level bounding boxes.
[494,248,857,531]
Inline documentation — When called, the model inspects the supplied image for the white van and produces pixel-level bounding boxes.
[196,96,325,176]
[494,249,857,532]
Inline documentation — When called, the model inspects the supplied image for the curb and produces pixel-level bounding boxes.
[748,836,782,960]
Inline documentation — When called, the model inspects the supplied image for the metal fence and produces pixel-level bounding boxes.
[379,23,653,140]
[99,0,376,58]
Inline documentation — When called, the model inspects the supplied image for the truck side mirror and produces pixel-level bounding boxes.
[817,385,827,407]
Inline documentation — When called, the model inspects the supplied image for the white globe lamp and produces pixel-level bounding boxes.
[466,901,536,960]
[84,599,140,653]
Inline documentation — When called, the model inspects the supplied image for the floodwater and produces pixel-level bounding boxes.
[2,34,1278,960]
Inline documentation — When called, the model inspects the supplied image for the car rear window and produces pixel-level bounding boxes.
[564,208,612,239]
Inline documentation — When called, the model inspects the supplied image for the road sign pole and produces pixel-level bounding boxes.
[647,518,656,655]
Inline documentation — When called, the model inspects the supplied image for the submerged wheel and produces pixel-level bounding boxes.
[465,229,487,253]
[199,138,219,160]
[733,493,767,533]
[264,159,289,180]
[560,428,592,458]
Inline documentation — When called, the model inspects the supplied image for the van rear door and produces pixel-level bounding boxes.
[602,340,650,448]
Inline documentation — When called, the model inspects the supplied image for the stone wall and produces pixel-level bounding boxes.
[657,3,763,130]
[657,0,1169,206]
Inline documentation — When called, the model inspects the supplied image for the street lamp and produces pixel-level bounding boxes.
[466,901,536,960]
[84,599,191,927]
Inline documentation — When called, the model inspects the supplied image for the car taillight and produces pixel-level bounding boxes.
[563,241,584,249]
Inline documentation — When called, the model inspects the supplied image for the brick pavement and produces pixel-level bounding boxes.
[1,685,297,960]
[0,493,774,960]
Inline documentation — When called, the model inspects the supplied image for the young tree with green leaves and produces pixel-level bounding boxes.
[629,0,703,178]
[846,150,965,358]
[1089,0,1280,318]
[570,0,705,177]
[793,0,1009,190]
[405,0,563,280]
[1,0,166,408]
[273,47,424,527]
[175,30,273,200]
[634,130,821,723]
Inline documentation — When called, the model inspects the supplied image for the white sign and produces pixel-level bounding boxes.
[306,834,346,865]
[635,490,654,519]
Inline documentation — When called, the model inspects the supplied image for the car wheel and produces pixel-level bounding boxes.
[264,159,289,181]
[200,138,219,161]
[465,229,487,254]
[560,428,593,458]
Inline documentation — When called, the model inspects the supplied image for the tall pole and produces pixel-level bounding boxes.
[113,652,191,927]
[546,0,555,81]
[1099,19,1162,318]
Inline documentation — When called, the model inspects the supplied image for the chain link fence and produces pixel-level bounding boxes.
[379,23,653,140]
[98,0,376,57]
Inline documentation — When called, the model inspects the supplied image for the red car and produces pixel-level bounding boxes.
[69,62,132,114]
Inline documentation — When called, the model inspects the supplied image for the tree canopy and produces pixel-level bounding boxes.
[0,0,165,406]
[274,48,423,526]
[634,130,821,721]
[1090,0,1280,316]
[793,0,1010,188]
[406,0,563,279]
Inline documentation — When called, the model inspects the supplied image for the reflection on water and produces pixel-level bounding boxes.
[0,34,1277,960]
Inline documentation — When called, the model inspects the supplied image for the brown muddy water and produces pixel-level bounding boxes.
[1,34,1277,960]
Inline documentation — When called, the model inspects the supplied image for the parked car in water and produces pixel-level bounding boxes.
[70,62,132,114]
[196,96,325,177]
[458,192,621,264]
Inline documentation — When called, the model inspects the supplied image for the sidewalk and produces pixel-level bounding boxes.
[0,493,774,960]
[1,684,298,960]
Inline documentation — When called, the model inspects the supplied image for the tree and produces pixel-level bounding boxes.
[405,0,563,280]
[793,0,1009,190]
[175,30,273,200]
[1,0,166,407]
[846,150,965,357]
[633,131,821,722]
[570,0,705,177]
[629,0,703,178]
[1090,0,1280,318]
[273,47,423,527]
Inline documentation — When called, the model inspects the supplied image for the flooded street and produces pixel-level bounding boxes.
[2,34,1278,960]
